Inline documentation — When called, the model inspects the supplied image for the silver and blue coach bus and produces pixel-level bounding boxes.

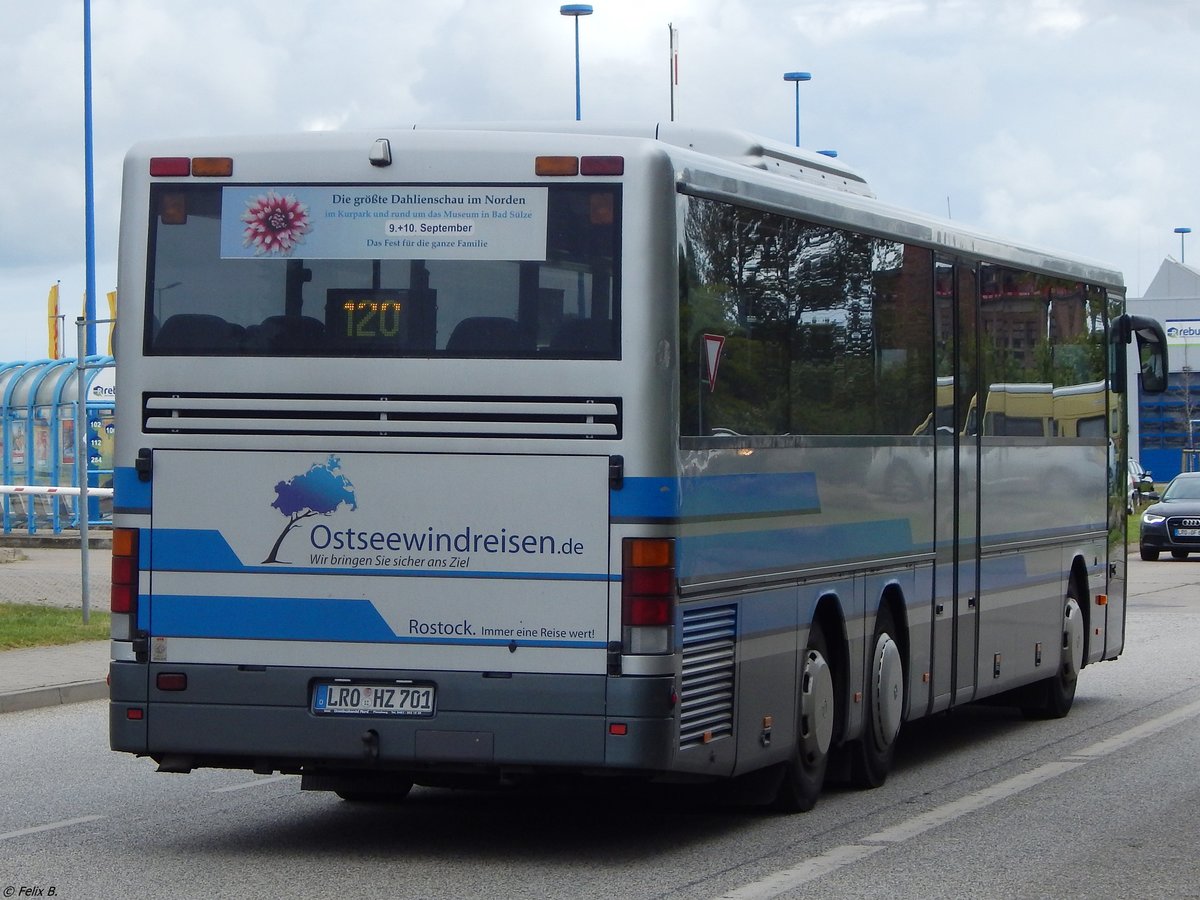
[108,123,1167,810]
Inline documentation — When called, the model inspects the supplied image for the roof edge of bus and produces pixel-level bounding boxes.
[409,121,871,192]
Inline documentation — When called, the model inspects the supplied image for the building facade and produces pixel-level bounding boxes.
[1129,258,1200,482]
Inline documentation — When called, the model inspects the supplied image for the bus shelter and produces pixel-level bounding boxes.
[0,356,115,534]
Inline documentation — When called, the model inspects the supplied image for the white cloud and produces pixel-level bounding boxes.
[1,0,1198,359]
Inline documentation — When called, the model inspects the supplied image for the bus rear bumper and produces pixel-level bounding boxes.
[109,661,677,776]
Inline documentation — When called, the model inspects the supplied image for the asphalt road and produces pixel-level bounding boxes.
[1,555,1197,900]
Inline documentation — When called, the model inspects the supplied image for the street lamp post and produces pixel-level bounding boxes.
[83,0,98,356]
[783,71,812,147]
[1175,226,1192,264]
[561,4,593,121]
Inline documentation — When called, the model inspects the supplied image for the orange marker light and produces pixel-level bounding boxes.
[535,156,579,176]
[191,157,234,177]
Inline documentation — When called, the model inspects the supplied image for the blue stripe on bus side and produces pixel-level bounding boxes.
[113,466,151,513]
[153,529,246,570]
[611,476,678,519]
[612,472,821,521]
[150,594,606,648]
[677,517,918,581]
[152,594,395,642]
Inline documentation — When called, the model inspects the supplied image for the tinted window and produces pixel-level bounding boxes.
[679,196,933,437]
[977,266,1108,440]
[145,184,620,358]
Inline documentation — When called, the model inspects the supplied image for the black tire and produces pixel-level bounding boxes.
[1171,551,1189,560]
[336,781,413,803]
[1022,589,1083,720]
[773,620,836,812]
[1140,547,1160,561]
[849,606,904,789]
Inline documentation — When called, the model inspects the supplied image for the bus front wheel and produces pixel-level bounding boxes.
[773,620,836,812]
[1022,590,1083,720]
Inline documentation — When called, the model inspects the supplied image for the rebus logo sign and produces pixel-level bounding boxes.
[1165,321,1200,340]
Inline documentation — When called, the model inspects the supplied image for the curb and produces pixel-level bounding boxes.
[0,680,109,714]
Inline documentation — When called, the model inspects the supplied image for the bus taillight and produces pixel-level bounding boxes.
[621,538,676,654]
[111,528,139,615]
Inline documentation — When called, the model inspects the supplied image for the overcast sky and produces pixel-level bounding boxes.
[2,0,1197,361]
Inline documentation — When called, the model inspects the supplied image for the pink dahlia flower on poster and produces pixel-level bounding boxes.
[241,192,311,256]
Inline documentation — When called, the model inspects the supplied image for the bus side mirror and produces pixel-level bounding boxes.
[1111,314,1168,395]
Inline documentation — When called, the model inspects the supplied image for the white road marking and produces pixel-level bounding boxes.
[711,697,1200,900]
[714,845,886,899]
[0,815,104,842]
[1065,696,1200,761]
[861,760,1084,844]
[211,774,296,793]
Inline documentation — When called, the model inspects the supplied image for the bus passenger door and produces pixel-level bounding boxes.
[932,260,979,710]
[953,264,980,705]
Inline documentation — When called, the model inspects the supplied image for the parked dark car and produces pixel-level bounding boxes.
[1140,472,1200,560]
[1127,458,1160,513]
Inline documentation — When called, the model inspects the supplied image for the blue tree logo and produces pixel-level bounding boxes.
[262,455,357,564]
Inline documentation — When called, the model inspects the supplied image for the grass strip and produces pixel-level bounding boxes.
[0,602,110,650]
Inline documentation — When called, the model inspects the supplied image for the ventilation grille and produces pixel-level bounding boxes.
[142,393,621,440]
[679,605,737,750]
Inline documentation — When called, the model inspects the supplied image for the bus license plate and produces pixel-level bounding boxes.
[312,682,435,717]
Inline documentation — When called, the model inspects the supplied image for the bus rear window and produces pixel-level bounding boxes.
[145,184,620,359]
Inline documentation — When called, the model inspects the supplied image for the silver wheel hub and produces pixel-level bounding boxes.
[799,647,835,759]
[1062,597,1084,680]
[871,632,903,748]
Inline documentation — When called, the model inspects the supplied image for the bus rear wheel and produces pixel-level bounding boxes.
[773,621,836,812]
[849,607,904,789]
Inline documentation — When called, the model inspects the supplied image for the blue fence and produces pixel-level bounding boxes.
[1136,372,1200,483]
[1,356,115,534]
